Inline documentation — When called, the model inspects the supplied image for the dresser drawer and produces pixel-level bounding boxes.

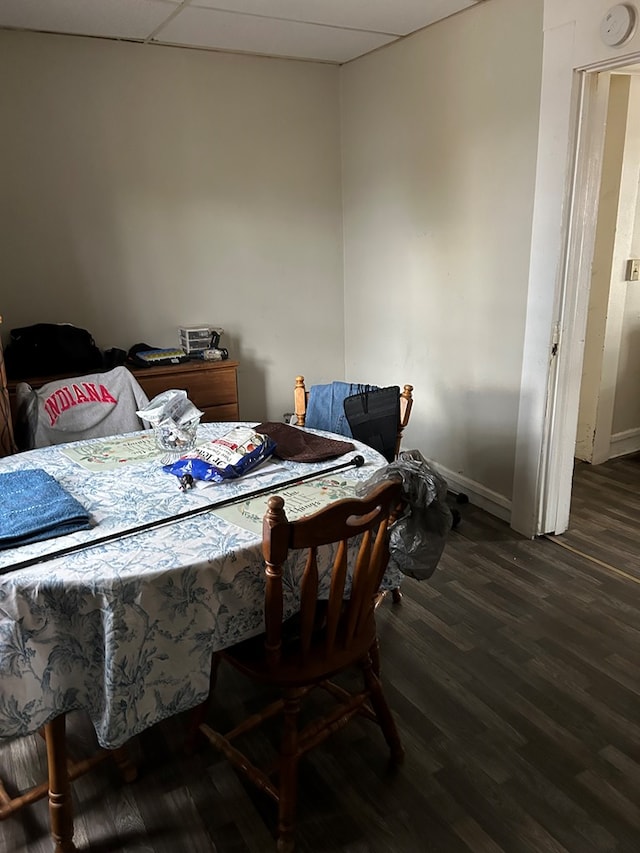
[136,365,237,410]
[201,403,239,423]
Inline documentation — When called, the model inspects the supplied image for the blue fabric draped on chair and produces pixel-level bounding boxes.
[303,381,376,436]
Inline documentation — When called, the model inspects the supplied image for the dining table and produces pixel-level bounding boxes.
[0,421,398,852]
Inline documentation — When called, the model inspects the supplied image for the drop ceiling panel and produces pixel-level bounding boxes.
[156,6,396,62]
[0,0,179,40]
[190,0,480,36]
[0,0,487,62]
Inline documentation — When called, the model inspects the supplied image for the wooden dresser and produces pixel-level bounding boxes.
[7,359,239,435]
[0,316,17,456]
[127,360,239,422]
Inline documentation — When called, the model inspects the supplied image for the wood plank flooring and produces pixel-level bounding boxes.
[547,451,640,582]
[1,471,639,853]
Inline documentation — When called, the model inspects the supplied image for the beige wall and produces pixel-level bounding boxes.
[615,95,640,439]
[576,73,640,462]
[1,3,546,518]
[614,275,640,435]
[0,31,344,422]
[576,74,630,462]
[341,0,543,507]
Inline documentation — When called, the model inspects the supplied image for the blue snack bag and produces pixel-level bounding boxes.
[164,426,275,483]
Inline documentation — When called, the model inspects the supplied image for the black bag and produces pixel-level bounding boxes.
[4,323,104,379]
[343,386,400,463]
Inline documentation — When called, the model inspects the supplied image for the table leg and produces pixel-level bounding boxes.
[44,715,77,853]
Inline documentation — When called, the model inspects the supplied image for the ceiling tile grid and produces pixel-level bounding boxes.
[0,0,485,63]
[0,0,180,41]
[155,5,396,63]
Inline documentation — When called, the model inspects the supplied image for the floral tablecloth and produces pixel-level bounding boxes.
[0,423,398,748]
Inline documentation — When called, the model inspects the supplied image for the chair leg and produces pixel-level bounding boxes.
[44,716,77,853]
[376,588,402,607]
[374,590,387,609]
[369,637,381,677]
[361,659,404,765]
[276,690,302,853]
[185,653,222,755]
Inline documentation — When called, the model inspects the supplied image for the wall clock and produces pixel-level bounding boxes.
[600,4,637,46]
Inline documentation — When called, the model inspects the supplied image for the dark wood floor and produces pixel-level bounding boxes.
[547,451,640,582]
[1,460,639,853]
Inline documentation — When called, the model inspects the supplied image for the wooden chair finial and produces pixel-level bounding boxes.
[293,375,308,427]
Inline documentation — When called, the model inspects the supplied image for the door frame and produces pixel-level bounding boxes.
[575,73,640,467]
[537,67,611,536]
[512,13,640,538]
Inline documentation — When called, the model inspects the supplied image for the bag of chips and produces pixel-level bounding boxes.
[163,426,276,483]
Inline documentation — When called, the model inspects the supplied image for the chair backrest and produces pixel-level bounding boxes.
[15,365,150,449]
[261,479,402,674]
[293,375,413,460]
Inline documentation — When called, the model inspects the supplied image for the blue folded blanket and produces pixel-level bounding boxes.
[0,469,91,551]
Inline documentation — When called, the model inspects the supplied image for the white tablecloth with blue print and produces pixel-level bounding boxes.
[0,423,399,749]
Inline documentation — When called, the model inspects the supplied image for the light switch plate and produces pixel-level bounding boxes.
[625,258,640,280]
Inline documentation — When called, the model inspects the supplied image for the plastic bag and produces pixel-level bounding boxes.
[357,449,452,580]
[137,390,203,453]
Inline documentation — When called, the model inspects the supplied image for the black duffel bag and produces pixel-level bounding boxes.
[4,323,104,379]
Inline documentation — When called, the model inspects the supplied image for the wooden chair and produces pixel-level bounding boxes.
[0,713,136,852]
[0,316,17,457]
[294,376,412,603]
[14,365,149,450]
[294,375,413,461]
[1,335,136,850]
[198,479,404,852]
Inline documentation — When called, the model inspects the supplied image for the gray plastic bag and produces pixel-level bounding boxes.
[358,449,452,580]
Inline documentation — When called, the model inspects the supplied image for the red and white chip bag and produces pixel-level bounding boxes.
[163,426,276,482]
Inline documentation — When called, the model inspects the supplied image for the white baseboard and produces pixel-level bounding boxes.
[609,427,640,459]
[431,463,512,524]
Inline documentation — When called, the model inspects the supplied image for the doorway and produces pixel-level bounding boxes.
[574,71,640,469]
[531,62,640,539]
[549,68,640,581]
[511,6,640,542]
